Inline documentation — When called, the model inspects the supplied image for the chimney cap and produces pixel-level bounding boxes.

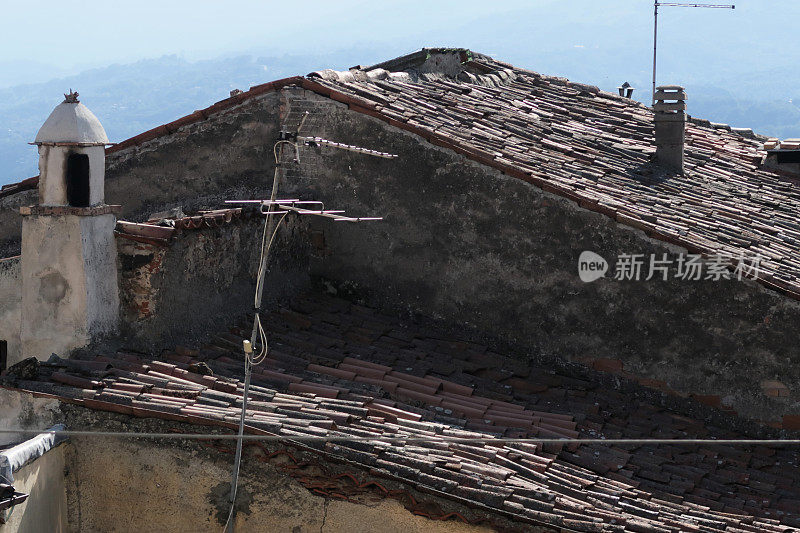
[34,93,109,145]
[656,84,685,91]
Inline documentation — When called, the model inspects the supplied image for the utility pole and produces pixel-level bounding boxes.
[652,1,735,105]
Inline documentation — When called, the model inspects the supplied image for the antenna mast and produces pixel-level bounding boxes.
[652,1,735,105]
[223,101,396,532]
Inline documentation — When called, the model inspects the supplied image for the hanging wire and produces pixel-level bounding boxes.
[1,429,799,446]
[225,100,308,533]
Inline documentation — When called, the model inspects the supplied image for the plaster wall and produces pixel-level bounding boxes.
[0,257,21,368]
[63,435,493,533]
[0,391,67,532]
[37,145,67,206]
[0,445,68,533]
[20,213,118,360]
[0,389,61,447]
[81,215,119,337]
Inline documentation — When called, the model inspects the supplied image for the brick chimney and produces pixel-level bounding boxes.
[653,85,687,173]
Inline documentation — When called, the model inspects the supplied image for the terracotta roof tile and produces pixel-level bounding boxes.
[6,48,799,302]
[5,291,800,530]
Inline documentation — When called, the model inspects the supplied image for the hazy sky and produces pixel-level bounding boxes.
[4,0,800,184]
[4,0,792,87]
[1,0,535,76]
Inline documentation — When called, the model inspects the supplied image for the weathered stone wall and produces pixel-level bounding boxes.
[274,90,800,424]
[0,257,21,369]
[115,215,311,352]
[103,92,283,223]
[0,190,35,258]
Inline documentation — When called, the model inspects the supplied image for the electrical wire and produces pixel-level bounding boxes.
[1,429,799,446]
[250,211,288,366]
[225,99,305,533]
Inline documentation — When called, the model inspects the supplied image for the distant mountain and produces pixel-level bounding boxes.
[2,45,800,186]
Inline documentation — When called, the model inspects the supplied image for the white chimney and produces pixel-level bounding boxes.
[19,91,120,360]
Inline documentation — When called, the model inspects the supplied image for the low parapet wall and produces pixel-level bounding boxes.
[0,257,21,368]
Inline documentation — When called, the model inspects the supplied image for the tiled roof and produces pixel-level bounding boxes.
[303,51,800,300]
[7,48,799,299]
[115,207,258,245]
[0,176,37,200]
[5,292,800,531]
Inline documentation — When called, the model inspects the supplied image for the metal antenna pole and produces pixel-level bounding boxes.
[651,1,735,105]
[652,0,659,106]
[223,119,394,532]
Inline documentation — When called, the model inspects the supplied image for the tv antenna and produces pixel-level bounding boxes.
[222,101,395,532]
[652,1,735,105]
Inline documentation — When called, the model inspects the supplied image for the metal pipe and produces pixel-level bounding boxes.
[653,0,658,106]
[652,1,735,106]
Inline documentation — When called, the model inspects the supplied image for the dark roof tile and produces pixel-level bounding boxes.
[5,290,799,530]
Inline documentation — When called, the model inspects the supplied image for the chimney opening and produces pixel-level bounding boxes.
[618,82,635,99]
[776,151,800,165]
[66,152,91,207]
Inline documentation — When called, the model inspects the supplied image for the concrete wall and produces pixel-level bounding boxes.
[20,213,118,361]
[0,445,68,533]
[116,214,311,352]
[0,257,21,368]
[0,389,62,447]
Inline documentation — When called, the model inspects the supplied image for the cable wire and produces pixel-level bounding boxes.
[1,429,799,446]
[225,96,304,532]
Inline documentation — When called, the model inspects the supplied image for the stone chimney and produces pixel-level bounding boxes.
[19,91,120,360]
[762,138,800,176]
[653,85,687,173]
